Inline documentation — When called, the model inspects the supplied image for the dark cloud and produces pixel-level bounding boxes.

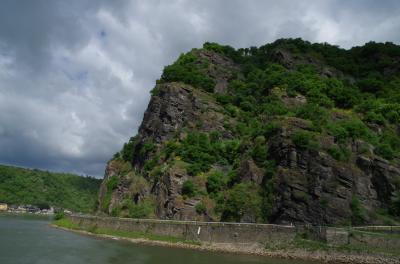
[0,0,399,177]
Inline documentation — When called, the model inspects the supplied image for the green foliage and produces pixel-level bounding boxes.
[54,211,65,220]
[177,132,216,175]
[328,146,350,161]
[327,118,376,145]
[182,180,197,197]
[291,131,319,150]
[221,183,262,222]
[261,173,277,221]
[195,202,207,214]
[128,199,154,219]
[121,136,138,162]
[296,103,329,129]
[203,42,242,62]
[139,141,156,159]
[161,52,215,92]
[350,196,366,225]
[251,136,268,166]
[106,176,119,190]
[375,143,395,160]
[206,171,228,195]
[0,164,101,213]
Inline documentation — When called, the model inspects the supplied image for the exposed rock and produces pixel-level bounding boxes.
[238,159,264,185]
[196,50,240,93]
[139,82,229,144]
[266,126,388,224]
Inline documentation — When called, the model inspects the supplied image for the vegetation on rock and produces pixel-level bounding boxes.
[99,38,400,225]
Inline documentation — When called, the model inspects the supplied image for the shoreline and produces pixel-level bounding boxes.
[52,224,400,264]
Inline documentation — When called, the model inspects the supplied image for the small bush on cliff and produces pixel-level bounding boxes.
[195,202,207,214]
[375,143,395,160]
[350,196,366,225]
[161,52,215,92]
[327,146,350,161]
[106,176,119,190]
[182,180,197,198]
[291,131,319,150]
[128,199,154,219]
[221,183,262,222]
[121,136,138,162]
[206,171,228,195]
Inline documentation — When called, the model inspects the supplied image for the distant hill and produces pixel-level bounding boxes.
[0,164,101,213]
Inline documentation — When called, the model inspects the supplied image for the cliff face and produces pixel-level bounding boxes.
[98,40,400,225]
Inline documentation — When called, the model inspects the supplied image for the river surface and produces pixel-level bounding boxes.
[0,214,317,264]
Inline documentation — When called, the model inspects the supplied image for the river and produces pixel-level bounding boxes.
[0,214,317,264]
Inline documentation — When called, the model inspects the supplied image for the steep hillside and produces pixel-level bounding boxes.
[0,164,101,212]
[98,39,400,225]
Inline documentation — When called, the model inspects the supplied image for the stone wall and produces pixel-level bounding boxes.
[67,215,296,247]
[67,215,400,252]
[327,226,400,251]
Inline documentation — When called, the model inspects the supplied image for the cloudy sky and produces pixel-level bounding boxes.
[0,0,399,177]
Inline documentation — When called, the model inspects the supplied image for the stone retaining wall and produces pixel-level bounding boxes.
[66,215,400,251]
[67,215,296,247]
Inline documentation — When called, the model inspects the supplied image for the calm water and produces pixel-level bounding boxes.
[0,214,316,264]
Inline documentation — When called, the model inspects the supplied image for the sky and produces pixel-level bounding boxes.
[0,0,399,177]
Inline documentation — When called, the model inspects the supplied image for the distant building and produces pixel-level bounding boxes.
[0,203,8,211]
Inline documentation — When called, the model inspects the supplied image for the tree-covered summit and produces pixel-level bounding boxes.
[0,164,101,213]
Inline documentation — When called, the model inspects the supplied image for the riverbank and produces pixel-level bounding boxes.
[53,218,400,264]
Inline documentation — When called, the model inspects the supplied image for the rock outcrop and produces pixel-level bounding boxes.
[98,40,400,225]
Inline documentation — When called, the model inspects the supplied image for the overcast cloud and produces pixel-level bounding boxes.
[0,0,399,177]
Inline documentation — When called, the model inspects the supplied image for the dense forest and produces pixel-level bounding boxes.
[0,164,101,212]
[100,38,400,225]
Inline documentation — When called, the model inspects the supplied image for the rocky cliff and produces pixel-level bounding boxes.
[98,39,400,225]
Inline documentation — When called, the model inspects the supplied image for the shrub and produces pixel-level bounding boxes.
[251,136,268,166]
[296,103,329,129]
[291,131,319,150]
[121,136,138,162]
[106,176,119,190]
[221,183,262,222]
[326,122,349,144]
[206,171,227,194]
[54,211,65,220]
[327,119,376,144]
[327,146,350,161]
[195,202,207,214]
[182,180,196,197]
[375,143,395,160]
[111,207,121,217]
[177,132,216,175]
[128,200,154,219]
[143,156,159,172]
[215,94,233,105]
[350,196,366,225]
[161,52,215,92]
[139,141,156,159]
